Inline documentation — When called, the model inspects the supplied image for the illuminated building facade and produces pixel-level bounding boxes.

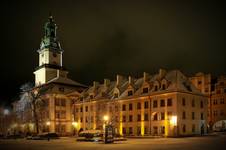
[190,73,226,130]
[73,69,208,136]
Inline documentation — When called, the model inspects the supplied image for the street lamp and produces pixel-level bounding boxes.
[170,116,177,137]
[103,115,109,122]
[72,121,78,136]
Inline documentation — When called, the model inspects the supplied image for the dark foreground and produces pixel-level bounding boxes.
[0,133,226,150]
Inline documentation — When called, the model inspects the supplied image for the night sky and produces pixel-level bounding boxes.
[0,1,226,106]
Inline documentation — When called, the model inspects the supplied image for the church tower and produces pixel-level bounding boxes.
[34,15,68,86]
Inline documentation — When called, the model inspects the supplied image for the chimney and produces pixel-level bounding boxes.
[159,68,166,79]
[104,79,110,87]
[143,72,149,81]
[93,81,99,88]
[128,76,133,84]
[116,74,123,85]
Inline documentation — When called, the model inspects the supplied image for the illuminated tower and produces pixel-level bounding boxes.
[34,15,68,86]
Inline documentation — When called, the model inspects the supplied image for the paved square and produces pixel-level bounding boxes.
[0,134,226,150]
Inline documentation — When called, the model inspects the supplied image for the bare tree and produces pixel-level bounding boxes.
[20,83,50,134]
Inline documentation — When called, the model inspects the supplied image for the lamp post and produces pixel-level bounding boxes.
[72,121,78,136]
[170,116,177,137]
[46,121,50,141]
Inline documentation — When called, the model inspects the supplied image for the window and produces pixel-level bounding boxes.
[144,101,149,109]
[153,100,158,108]
[161,112,165,120]
[153,126,158,134]
[143,87,148,93]
[153,113,158,121]
[137,114,141,121]
[144,113,149,121]
[59,87,64,92]
[192,99,195,107]
[86,117,88,123]
[129,103,133,111]
[129,115,133,122]
[137,127,141,135]
[192,112,195,120]
[220,98,225,104]
[160,99,165,107]
[162,84,166,90]
[144,127,148,134]
[182,124,186,133]
[128,90,133,96]
[154,86,158,91]
[123,127,126,134]
[201,113,204,120]
[129,127,133,134]
[200,100,204,108]
[182,111,186,119]
[192,124,195,133]
[167,112,172,118]
[80,107,83,112]
[123,116,126,122]
[182,98,186,106]
[137,102,141,109]
[198,81,202,85]
[161,126,165,134]
[122,104,126,111]
[167,98,172,106]
[80,117,83,122]
[79,97,83,102]
[214,110,218,116]
[55,99,60,106]
[85,106,88,112]
[114,93,119,98]
[220,110,224,116]
[61,99,66,106]
[90,95,94,99]
[224,89,226,93]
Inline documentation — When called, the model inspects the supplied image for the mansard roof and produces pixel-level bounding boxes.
[79,69,204,102]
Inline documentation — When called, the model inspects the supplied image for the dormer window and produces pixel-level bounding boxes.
[79,97,83,102]
[90,95,94,99]
[101,92,106,97]
[162,84,166,90]
[143,87,148,94]
[114,93,119,98]
[128,90,133,96]
[59,87,64,92]
[154,86,158,91]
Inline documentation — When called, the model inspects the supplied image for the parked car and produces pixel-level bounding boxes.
[27,132,59,140]
[5,134,24,139]
[77,130,103,142]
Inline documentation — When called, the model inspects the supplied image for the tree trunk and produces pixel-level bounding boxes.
[33,102,39,134]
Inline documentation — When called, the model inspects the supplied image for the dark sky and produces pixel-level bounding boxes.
[0,1,226,106]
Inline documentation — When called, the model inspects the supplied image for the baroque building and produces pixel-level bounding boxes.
[32,15,86,135]
[73,69,208,137]
[190,73,226,131]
